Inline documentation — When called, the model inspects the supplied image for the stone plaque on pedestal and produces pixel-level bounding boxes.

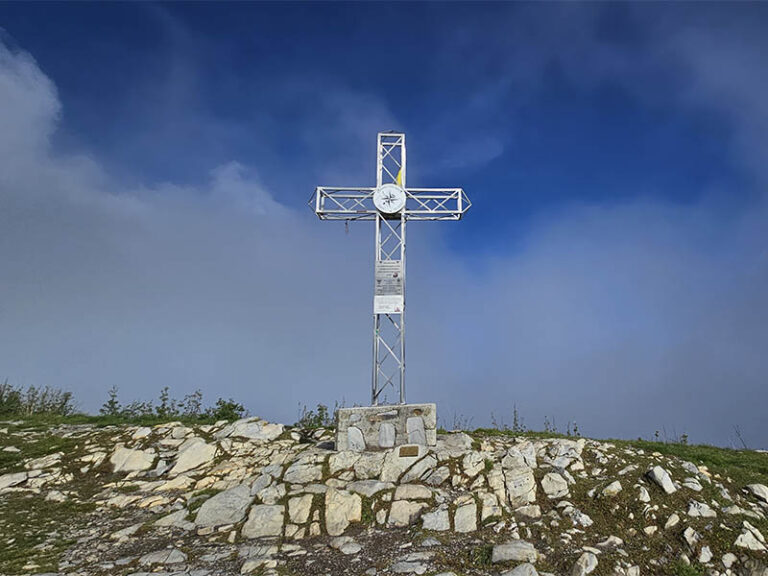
[335,403,437,452]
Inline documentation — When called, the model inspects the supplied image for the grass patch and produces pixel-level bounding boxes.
[612,438,768,485]
[0,433,78,473]
[468,543,493,567]
[0,492,96,574]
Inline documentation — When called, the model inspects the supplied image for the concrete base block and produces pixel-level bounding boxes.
[335,403,437,452]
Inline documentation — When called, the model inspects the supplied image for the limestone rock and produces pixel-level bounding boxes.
[395,484,432,500]
[647,466,676,494]
[379,423,396,448]
[155,509,194,530]
[288,494,313,524]
[453,495,477,533]
[347,479,394,497]
[438,432,474,451]
[195,484,252,527]
[602,480,622,497]
[503,564,539,576]
[388,500,428,527]
[283,460,322,484]
[571,552,598,576]
[422,506,450,531]
[687,500,717,518]
[325,488,361,536]
[541,472,569,499]
[347,426,366,452]
[139,548,187,566]
[515,504,542,519]
[492,541,539,564]
[110,446,155,473]
[406,416,427,445]
[329,451,360,475]
[169,438,217,475]
[242,504,285,538]
[0,471,27,490]
[215,417,284,442]
[505,466,537,506]
[26,452,63,470]
[747,484,768,504]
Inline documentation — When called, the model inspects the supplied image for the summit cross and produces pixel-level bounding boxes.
[311,132,470,406]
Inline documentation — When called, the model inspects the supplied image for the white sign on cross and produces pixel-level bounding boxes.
[311,132,470,405]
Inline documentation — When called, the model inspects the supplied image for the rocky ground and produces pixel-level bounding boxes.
[0,418,767,576]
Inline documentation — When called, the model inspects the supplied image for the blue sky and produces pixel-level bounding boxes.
[1,3,767,447]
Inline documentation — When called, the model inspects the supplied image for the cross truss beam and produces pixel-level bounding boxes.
[310,132,470,405]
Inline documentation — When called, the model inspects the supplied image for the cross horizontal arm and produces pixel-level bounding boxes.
[311,187,471,221]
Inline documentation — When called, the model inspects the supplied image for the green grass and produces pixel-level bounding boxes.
[0,433,79,473]
[612,438,768,485]
[0,493,96,574]
[470,427,768,485]
[1,412,223,430]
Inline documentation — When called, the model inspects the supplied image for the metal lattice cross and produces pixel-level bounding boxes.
[311,132,470,405]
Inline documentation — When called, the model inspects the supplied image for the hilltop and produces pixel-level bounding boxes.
[1,417,767,576]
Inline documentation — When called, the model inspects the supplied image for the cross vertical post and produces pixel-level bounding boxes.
[373,133,406,404]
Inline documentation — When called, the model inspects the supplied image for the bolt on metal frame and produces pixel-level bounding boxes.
[311,132,470,405]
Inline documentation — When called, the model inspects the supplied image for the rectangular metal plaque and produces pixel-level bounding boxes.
[374,260,404,314]
[375,260,403,296]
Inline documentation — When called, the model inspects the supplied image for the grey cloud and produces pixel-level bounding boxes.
[1,11,768,452]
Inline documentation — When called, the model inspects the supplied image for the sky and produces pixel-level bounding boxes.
[1,3,767,448]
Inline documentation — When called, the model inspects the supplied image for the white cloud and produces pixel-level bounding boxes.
[1,15,767,451]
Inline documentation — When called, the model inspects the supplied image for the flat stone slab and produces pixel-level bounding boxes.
[335,404,437,452]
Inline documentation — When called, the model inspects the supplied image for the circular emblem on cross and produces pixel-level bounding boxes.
[373,183,407,214]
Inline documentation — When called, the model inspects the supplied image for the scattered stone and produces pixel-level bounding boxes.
[601,480,622,497]
[138,548,187,566]
[699,545,712,563]
[453,495,477,533]
[541,472,569,499]
[687,500,717,518]
[110,446,155,473]
[0,471,28,490]
[325,488,361,536]
[492,541,539,564]
[347,479,394,497]
[637,485,651,503]
[389,500,428,527]
[664,513,680,529]
[215,417,284,442]
[195,484,252,527]
[515,504,542,519]
[503,564,539,576]
[241,504,284,538]
[422,506,450,531]
[288,494,314,524]
[722,552,737,568]
[571,551,598,576]
[646,466,676,494]
[505,466,537,505]
[169,437,217,475]
[746,484,768,504]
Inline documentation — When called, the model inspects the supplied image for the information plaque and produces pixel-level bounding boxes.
[374,260,404,314]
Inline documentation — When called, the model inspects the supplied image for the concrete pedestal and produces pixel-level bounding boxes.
[335,403,437,452]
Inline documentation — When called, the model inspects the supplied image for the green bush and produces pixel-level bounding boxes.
[295,403,337,429]
[98,387,246,422]
[0,380,74,417]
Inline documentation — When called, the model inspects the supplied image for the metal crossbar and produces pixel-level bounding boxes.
[311,132,470,405]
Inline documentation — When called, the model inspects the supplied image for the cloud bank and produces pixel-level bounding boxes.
[1,5,767,448]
